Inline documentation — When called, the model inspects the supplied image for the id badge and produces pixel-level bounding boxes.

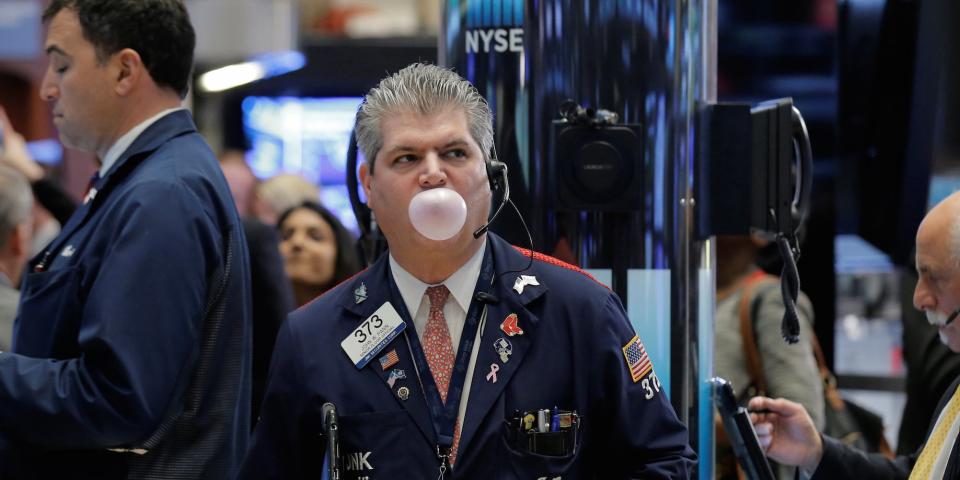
[341,302,406,369]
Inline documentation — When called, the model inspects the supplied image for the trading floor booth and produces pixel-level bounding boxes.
[441,2,813,477]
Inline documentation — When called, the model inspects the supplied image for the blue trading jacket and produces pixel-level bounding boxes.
[240,233,695,479]
[0,111,252,479]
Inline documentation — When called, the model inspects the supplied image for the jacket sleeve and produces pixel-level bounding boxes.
[0,181,219,448]
[238,318,317,479]
[812,434,912,479]
[590,292,697,479]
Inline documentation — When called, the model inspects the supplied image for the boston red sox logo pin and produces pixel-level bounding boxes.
[500,313,524,336]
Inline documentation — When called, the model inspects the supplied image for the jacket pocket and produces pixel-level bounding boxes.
[14,266,84,356]
[337,410,434,479]
[499,421,581,479]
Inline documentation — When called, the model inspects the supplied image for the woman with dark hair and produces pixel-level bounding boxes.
[278,202,361,307]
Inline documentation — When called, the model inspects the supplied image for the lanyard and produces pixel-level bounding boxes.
[387,243,495,469]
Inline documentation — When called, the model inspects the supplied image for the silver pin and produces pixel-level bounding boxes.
[387,368,406,388]
[354,283,368,304]
[494,337,512,363]
[397,386,410,401]
[513,275,539,294]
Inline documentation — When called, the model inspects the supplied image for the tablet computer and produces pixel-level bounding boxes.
[712,377,776,480]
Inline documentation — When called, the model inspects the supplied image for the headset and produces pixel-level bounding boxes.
[473,152,509,238]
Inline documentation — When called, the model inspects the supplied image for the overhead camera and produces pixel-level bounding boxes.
[550,100,644,212]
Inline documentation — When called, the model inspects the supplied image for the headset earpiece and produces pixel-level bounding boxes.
[486,159,507,192]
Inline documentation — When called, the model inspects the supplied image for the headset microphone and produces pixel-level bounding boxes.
[473,160,510,239]
[474,291,500,304]
[945,307,960,327]
[470,149,536,285]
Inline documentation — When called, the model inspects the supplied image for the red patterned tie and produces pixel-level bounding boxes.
[82,171,100,204]
[424,285,454,402]
[423,285,461,464]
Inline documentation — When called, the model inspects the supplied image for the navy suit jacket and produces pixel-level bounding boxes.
[2,111,251,479]
[813,374,960,479]
[240,233,695,479]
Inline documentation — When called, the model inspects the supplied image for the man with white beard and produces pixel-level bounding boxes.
[750,190,960,479]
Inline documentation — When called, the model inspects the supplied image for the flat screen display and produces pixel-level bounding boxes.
[242,95,364,234]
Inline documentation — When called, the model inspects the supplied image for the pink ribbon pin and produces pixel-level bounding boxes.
[486,363,500,383]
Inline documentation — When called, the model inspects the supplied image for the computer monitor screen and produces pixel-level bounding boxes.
[242,95,364,234]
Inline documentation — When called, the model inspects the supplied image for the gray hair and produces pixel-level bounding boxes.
[0,165,33,248]
[355,63,494,172]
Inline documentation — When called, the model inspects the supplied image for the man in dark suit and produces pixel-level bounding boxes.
[750,190,960,479]
[239,63,696,479]
[0,1,251,478]
[898,261,960,455]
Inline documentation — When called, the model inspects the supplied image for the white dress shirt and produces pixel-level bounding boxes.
[388,241,486,355]
[99,107,185,177]
[389,241,492,448]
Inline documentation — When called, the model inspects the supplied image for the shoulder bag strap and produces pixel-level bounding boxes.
[738,271,773,395]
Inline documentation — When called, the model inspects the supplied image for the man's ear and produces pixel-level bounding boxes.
[359,162,373,205]
[113,48,144,96]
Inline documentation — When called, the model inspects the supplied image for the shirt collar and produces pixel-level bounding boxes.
[389,241,487,318]
[0,272,10,288]
[99,107,185,177]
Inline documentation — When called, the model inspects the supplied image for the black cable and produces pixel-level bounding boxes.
[487,198,534,290]
[776,235,801,344]
[770,104,812,345]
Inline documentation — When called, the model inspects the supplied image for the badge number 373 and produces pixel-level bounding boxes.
[354,315,384,343]
[341,301,406,369]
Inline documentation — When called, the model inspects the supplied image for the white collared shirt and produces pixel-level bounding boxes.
[389,241,486,355]
[99,107,185,177]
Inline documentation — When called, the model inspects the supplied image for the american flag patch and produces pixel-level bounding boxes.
[622,335,653,383]
[379,349,399,370]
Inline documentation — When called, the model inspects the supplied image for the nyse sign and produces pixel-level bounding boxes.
[465,28,523,54]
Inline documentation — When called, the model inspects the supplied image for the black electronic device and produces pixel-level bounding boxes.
[473,158,509,239]
[321,402,341,480]
[697,98,812,240]
[549,101,644,212]
[486,158,507,192]
[346,130,387,266]
[697,97,813,343]
[712,377,775,480]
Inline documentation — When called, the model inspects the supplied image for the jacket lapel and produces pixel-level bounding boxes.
[29,111,197,270]
[456,236,548,459]
[340,257,437,446]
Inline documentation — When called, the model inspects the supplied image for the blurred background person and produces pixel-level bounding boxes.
[0,107,73,254]
[219,149,259,218]
[218,152,294,427]
[253,173,321,226]
[278,201,361,307]
[714,234,824,479]
[0,165,33,351]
